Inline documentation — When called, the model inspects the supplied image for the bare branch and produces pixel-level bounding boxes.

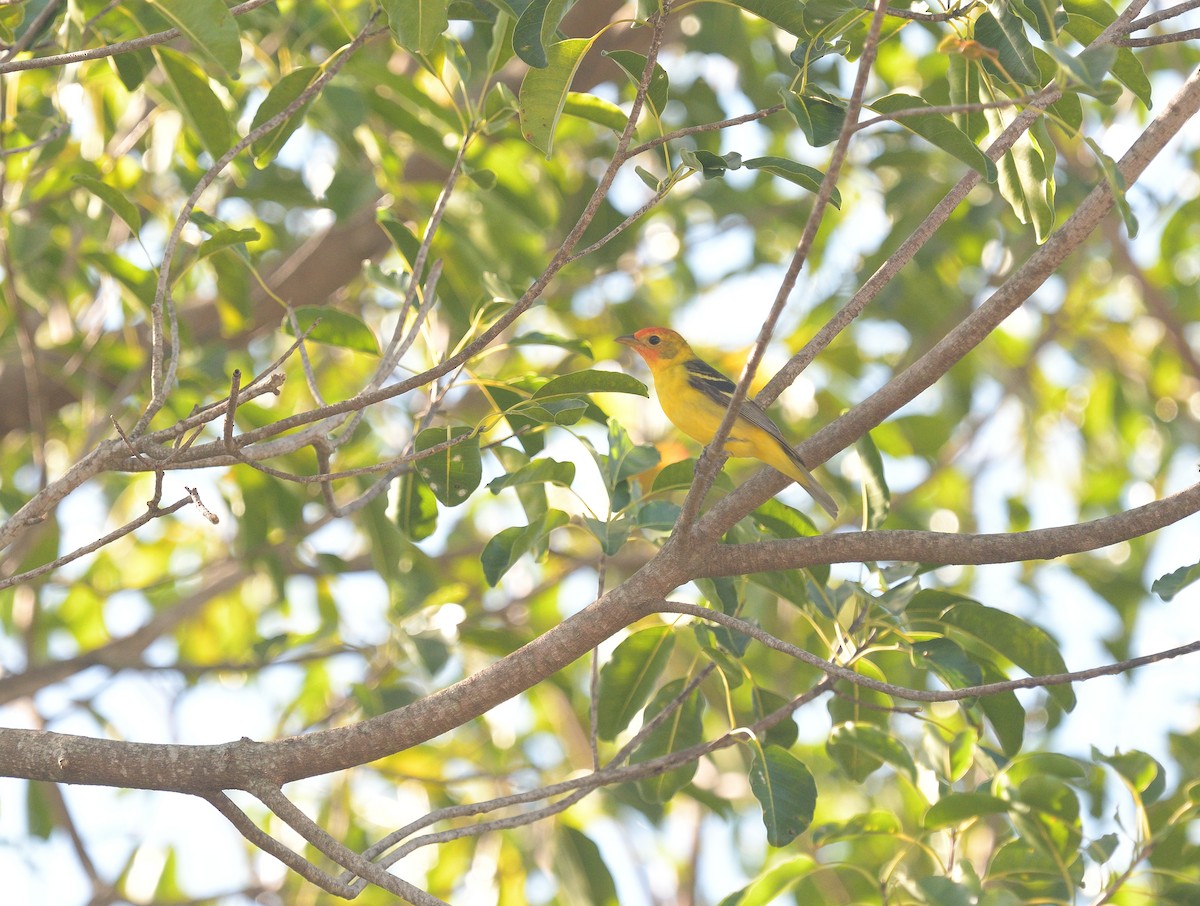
[0,493,193,590]
[205,792,358,897]
[250,782,449,905]
[1115,26,1200,45]
[698,482,1200,573]
[1129,0,1200,29]
[0,0,276,74]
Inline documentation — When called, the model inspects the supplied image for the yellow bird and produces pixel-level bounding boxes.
[618,327,838,518]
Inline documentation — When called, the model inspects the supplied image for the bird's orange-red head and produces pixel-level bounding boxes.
[616,327,691,366]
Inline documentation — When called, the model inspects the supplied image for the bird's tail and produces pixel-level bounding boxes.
[775,444,839,519]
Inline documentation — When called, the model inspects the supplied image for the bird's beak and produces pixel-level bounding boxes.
[616,334,637,348]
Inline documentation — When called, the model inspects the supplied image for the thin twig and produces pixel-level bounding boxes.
[0,0,275,73]
[0,120,70,157]
[204,792,357,897]
[250,782,450,905]
[0,495,193,589]
[1115,27,1200,45]
[1130,0,1200,29]
[223,370,241,447]
[657,600,1200,703]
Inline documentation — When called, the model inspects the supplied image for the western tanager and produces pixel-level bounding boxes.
[617,327,838,518]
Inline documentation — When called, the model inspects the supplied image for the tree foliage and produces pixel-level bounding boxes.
[2,0,1200,903]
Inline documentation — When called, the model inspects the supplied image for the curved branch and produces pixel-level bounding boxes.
[0,576,668,790]
[698,482,1200,574]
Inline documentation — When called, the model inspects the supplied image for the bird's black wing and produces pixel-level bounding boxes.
[683,357,792,443]
[683,357,737,406]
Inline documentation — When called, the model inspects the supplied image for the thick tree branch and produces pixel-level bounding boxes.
[697,482,1200,573]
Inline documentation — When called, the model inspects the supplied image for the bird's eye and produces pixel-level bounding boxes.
[648,335,661,345]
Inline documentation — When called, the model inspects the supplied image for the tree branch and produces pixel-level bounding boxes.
[697,482,1200,573]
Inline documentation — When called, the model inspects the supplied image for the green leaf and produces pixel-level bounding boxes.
[632,678,705,803]
[754,687,799,749]
[72,175,142,233]
[985,103,1054,241]
[732,0,808,35]
[197,227,261,262]
[924,791,1012,829]
[855,431,889,529]
[911,637,982,694]
[750,499,827,584]
[513,0,570,68]
[680,148,743,180]
[1063,0,1152,107]
[383,0,448,55]
[1096,748,1166,804]
[155,47,232,158]
[555,826,618,906]
[597,626,675,740]
[635,165,662,191]
[562,91,629,133]
[149,0,241,75]
[534,369,649,400]
[0,3,24,44]
[974,9,1039,86]
[978,661,1026,756]
[281,306,380,354]
[869,94,997,182]
[1046,43,1116,92]
[947,54,986,140]
[1012,0,1067,40]
[827,722,917,782]
[584,515,634,555]
[480,509,569,585]
[716,856,819,906]
[748,743,818,847]
[83,251,155,309]
[1085,137,1137,238]
[911,591,1075,711]
[375,213,429,281]
[487,458,576,493]
[395,473,439,540]
[652,458,732,493]
[492,446,548,523]
[602,50,670,117]
[636,500,680,531]
[516,397,590,426]
[519,38,596,157]
[511,330,593,359]
[26,781,54,839]
[250,67,319,167]
[743,157,841,207]
[414,427,483,507]
[802,0,865,35]
[782,88,846,148]
[1152,560,1200,601]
